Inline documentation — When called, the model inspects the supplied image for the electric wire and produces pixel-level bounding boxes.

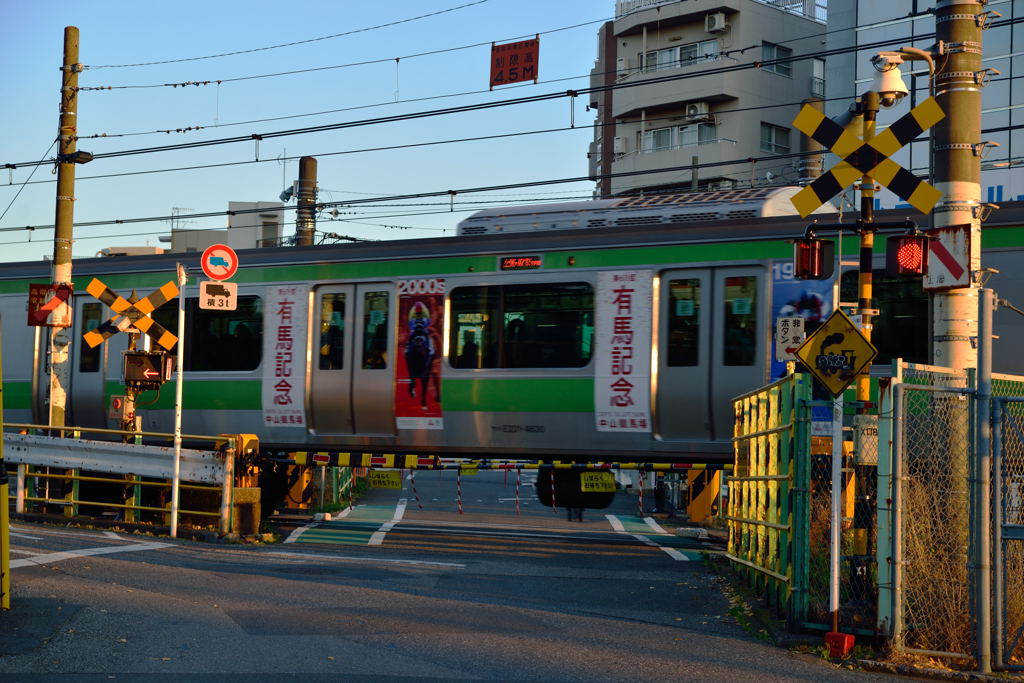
[0,140,56,224]
[85,0,492,69]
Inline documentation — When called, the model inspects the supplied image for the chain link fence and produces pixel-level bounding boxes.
[894,383,974,658]
[995,397,1024,669]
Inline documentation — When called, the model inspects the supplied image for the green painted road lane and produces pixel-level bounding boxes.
[290,505,397,546]
[605,515,707,561]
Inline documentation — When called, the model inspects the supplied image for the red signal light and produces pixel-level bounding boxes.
[886,234,929,276]
[793,237,835,280]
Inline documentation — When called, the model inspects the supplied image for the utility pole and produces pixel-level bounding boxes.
[295,156,317,247]
[49,26,82,430]
[932,1,984,371]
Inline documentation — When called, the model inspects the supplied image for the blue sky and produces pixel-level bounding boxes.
[0,1,607,262]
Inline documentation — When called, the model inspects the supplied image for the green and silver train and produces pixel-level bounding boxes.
[2,187,1022,464]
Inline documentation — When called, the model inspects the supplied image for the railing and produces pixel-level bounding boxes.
[615,0,827,22]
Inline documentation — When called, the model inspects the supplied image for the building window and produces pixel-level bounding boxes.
[643,39,717,72]
[811,58,825,97]
[761,42,792,77]
[760,123,790,154]
[641,123,717,153]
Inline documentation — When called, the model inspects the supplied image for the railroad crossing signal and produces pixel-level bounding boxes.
[790,97,945,218]
[123,351,174,389]
[794,308,878,398]
[83,278,179,350]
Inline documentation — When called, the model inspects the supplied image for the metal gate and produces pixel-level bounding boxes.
[994,397,1024,670]
[892,383,975,659]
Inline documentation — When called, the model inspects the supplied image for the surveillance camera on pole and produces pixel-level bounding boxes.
[869,52,910,108]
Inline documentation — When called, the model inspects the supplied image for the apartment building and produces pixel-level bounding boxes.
[589,0,827,197]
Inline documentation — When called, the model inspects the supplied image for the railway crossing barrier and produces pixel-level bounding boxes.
[2,426,255,536]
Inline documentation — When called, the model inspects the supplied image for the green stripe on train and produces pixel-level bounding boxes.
[1,377,592,413]
[442,378,593,412]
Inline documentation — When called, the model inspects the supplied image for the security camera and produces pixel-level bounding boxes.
[279,186,295,202]
[870,52,910,107]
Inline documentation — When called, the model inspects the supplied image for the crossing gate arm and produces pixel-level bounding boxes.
[2,433,225,484]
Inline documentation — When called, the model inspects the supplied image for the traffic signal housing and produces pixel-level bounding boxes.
[793,236,835,280]
[886,233,929,277]
[123,351,173,389]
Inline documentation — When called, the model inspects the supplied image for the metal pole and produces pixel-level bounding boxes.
[892,383,905,647]
[830,394,844,632]
[932,1,983,372]
[219,445,235,536]
[295,156,317,247]
[170,265,187,538]
[49,26,81,429]
[992,397,1005,668]
[975,288,993,672]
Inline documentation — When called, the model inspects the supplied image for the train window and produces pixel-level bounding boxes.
[667,279,700,366]
[840,270,928,364]
[152,296,263,372]
[362,291,389,369]
[723,276,757,366]
[78,302,103,372]
[318,294,345,370]
[449,283,594,369]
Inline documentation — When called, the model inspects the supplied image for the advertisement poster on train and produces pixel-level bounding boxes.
[770,262,834,381]
[263,284,309,428]
[594,270,652,433]
[395,278,445,430]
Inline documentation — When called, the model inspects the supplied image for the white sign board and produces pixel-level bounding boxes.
[924,225,971,291]
[199,280,238,311]
[775,316,805,362]
[262,284,309,428]
[594,270,652,433]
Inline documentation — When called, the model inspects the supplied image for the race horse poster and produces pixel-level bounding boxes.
[394,278,445,430]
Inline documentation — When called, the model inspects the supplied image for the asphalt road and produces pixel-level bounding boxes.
[1,470,897,681]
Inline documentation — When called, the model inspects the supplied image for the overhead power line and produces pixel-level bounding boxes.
[85,0,492,69]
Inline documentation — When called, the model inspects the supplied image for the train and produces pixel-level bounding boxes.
[2,186,1023,467]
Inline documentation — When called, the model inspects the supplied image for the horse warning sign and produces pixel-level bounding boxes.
[395,278,445,430]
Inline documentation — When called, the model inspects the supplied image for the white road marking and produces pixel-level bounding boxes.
[8,549,40,556]
[103,531,122,540]
[9,532,44,540]
[10,542,169,569]
[643,517,670,535]
[283,506,352,544]
[604,514,689,562]
[369,498,407,546]
[265,551,464,569]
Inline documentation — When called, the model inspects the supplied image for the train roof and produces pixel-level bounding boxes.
[456,186,837,235]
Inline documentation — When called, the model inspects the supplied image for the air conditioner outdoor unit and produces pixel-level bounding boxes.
[613,136,626,154]
[705,12,728,33]
[616,56,629,77]
[685,101,711,121]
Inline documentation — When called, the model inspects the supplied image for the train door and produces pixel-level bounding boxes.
[709,268,764,440]
[310,285,355,434]
[309,283,395,435]
[69,299,107,427]
[656,269,712,441]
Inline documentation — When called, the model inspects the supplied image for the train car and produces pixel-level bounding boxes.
[2,190,1022,466]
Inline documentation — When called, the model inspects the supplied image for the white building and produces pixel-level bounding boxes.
[589,0,828,197]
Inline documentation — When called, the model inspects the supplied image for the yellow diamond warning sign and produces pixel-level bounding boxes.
[795,308,878,397]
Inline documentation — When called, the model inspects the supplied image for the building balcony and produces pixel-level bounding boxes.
[611,59,742,118]
[607,139,740,195]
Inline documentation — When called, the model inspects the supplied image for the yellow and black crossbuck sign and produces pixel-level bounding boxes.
[83,278,179,350]
[790,97,945,218]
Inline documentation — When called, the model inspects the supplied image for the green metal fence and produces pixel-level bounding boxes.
[727,372,812,627]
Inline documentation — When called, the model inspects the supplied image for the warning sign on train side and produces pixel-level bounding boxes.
[795,308,877,397]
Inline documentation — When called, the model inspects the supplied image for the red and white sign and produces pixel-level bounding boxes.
[594,270,652,433]
[201,243,239,281]
[489,37,539,89]
[924,225,971,291]
[312,453,331,466]
[27,283,73,327]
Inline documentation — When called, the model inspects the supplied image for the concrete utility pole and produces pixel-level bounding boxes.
[295,156,317,247]
[49,26,81,429]
[932,1,984,371]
